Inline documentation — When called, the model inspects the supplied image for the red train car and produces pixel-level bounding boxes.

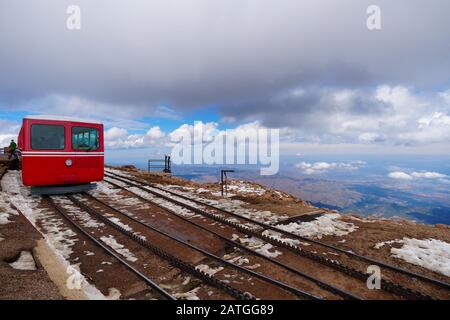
[18,115,104,194]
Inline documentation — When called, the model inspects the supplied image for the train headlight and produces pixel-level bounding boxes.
[65,159,73,167]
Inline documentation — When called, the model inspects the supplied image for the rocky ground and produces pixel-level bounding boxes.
[0,164,449,300]
[0,164,63,299]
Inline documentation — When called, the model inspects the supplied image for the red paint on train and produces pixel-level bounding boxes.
[19,115,104,187]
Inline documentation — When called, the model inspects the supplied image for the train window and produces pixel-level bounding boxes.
[31,124,65,150]
[72,127,99,150]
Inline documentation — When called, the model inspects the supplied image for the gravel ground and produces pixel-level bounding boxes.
[0,209,64,300]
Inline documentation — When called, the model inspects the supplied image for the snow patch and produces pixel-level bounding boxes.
[275,214,358,239]
[106,288,121,300]
[225,180,267,196]
[195,264,224,276]
[100,235,138,262]
[256,243,282,258]
[261,230,301,247]
[390,238,450,277]
[0,195,19,224]
[374,239,404,249]
[158,183,288,225]
[9,251,37,270]
[238,237,282,258]
[175,287,200,300]
[226,256,250,266]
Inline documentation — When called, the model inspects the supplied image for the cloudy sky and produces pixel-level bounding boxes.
[1,0,450,159]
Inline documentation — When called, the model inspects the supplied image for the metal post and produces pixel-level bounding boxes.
[220,170,235,197]
[221,171,224,196]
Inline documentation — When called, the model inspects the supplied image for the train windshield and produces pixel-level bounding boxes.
[31,124,65,150]
[72,126,99,150]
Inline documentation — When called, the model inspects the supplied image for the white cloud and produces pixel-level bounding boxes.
[105,126,166,149]
[145,127,165,140]
[105,127,128,140]
[105,121,267,150]
[169,122,219,144]
[269,85,450,150]
[388,172,413,180]
[296,161,365,174]
[358,132,385,143]
[388,170,448,181]
[411,171,447,179]
[0,134,16,148]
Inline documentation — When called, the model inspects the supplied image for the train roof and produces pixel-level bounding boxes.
[23,115,102,125]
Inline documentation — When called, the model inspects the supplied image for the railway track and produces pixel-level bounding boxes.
[104,170,450,299]
[100,179,360,300]
[47,194,259,300]
[47,193,327,300]
[80,192,356,300]
[69,193,324,300]
[45,195,176,300]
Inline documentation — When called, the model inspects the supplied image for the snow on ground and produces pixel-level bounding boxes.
[275,214,358,239]
[91,181,122,197]
[256,243,282,258]
[195,264,224,276]
[2,172,78,259]
[374,239,404,249]
[52,196,105,229]
[261,230,302,247]
[0,192,19,224]
[106,179,198,218]
[378,238,450,277]
[159,183,288,226]
[100,235,138,262]
[174,287,200,300]
[143,184,209,211]
[0,171,108,299]
[345,215,377,223]
[105,216,133,232]
[92,181,152,209]
[105,288,121,300]
[98,211,147,241]
[225,255,250,266]
[105,168,134,178]
[9,251,37,270]
[238,236,282,258]
[193,181,266,197]
[91,182,154,227]
[224,180,266,196]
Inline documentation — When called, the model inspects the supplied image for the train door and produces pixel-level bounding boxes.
[71,125,102,181]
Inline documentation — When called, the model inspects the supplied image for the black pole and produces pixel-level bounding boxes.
[220,170,235,197]
[221,170,224,196]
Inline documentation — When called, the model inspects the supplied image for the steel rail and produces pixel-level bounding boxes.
[105,170,450,291]
[89,187,357,300]
[65,195,255,301]
[44,195,176,300]
[75,193,319,300]
[103,172,438,299]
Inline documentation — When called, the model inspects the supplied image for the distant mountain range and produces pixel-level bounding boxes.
[169,162,450,225]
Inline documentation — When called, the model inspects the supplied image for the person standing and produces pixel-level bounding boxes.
[8,139,17,160]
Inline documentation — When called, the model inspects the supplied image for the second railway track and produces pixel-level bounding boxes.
[47,192,339,300]
[46,195,256,300]
[103,169,450,300]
